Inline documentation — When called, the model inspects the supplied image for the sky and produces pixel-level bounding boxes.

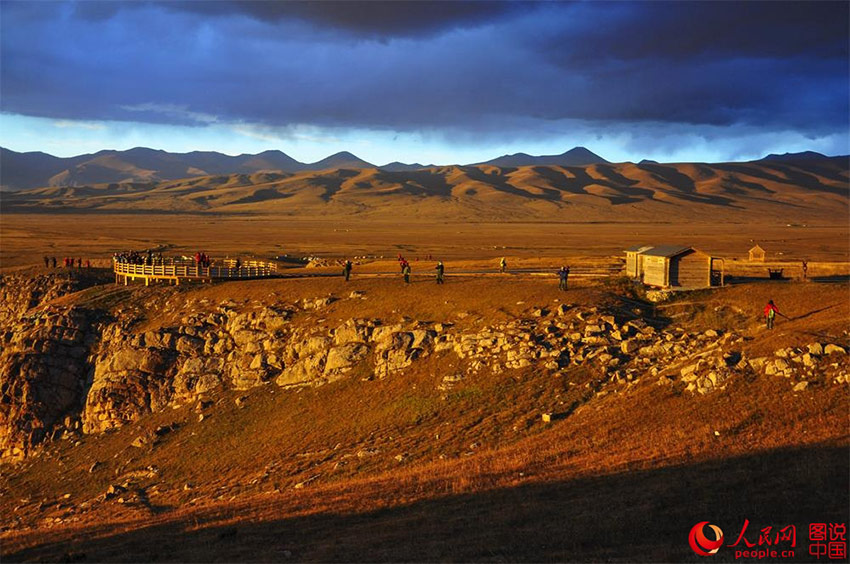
[1,1,848,165]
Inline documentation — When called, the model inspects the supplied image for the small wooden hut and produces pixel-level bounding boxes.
[748,245,765,262]
[624,245,654,278]
[642,246,723,288]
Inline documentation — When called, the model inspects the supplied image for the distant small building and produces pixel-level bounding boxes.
[624,245,654,278]
[640,246,724,289]
[748,245,766,262]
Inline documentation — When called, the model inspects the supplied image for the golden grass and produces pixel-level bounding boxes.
[2,213,849,270]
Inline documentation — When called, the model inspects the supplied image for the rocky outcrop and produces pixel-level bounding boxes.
[82,305,295,434]
[2,276,848,462]
[79,306,442,437]
[0,271,105,327]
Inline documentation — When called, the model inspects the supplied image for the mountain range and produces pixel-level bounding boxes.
[0,146,617,191]
[4,145,843,194]
[0,147,377,191]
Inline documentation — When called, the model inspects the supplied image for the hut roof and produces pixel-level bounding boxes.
[749,244,765,252]
[642,245,691,258]
[624,245,654,253]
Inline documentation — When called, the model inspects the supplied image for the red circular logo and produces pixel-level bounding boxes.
[689,521,724,556]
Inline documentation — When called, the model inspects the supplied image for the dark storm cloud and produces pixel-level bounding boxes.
[161,1,535,38]
[63,0,535,38]
[0,1,847,142]
[537,1,848,63]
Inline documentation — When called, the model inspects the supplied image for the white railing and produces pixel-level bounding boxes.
[113,259,277,280]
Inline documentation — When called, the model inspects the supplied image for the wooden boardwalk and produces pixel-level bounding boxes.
[113,259,278,286]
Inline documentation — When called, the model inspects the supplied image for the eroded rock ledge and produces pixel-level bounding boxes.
[1,281,848,462]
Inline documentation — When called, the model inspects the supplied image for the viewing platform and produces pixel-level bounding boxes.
[113,258,278,286]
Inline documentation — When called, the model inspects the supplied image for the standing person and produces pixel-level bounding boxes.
[77,258,82,268]
[500,257,507,273]
[43,256,49,268]
[85,260,91,269]
[51,257,57,268]
[343,259,353,281]
[801,260,808,281]
[558,266,567,291]
[764,299,781,330]
[435,261,445,284]
[402,263,411,284]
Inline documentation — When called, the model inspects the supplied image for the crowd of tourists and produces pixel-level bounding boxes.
[43,256,90,269]
[113,250,163,265]
[194,252,212,268]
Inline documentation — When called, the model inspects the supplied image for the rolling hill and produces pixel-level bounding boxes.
[3,156,848,223]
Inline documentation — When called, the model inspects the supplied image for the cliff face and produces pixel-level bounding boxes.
[1,273,848,462]
[0,272,110,459]
[0,305,96,459]
[0,282,441,460]
[0,271,96,326]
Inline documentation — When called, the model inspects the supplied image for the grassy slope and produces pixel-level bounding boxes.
[5,161,849,225]
[1,278,848,561]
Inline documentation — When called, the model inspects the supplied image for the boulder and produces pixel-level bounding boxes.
[410,329,436,349]
[175,336,204,355]
[775,348,792,359]
[333,320,369,346]
[619,340,638,354]
[276,357,322,387]
[249,354,264,370]
[324,343,368,374]
[370,324,403,346]
[681,363,699,380]
[292,336,331,359]
[748,357,768,371]
[807,343,824,356]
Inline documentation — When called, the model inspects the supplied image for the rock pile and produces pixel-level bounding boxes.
[747,342,848,387]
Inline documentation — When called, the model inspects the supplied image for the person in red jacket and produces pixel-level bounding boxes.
[764,299,780,329]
